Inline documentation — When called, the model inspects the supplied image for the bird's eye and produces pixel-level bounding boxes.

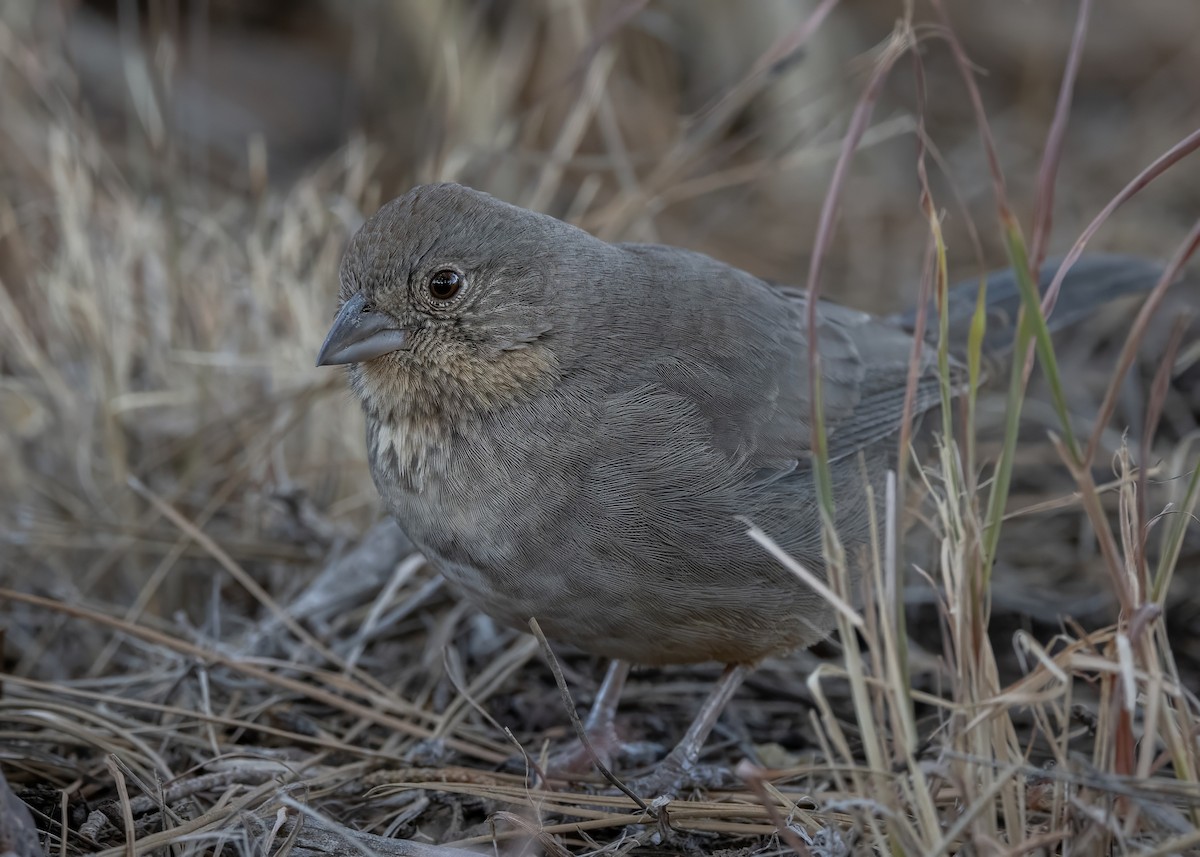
[428,269,463,302]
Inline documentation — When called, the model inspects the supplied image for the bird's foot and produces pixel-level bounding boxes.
[544,732,662,776]
[543,721,622,775]
[504,727,661,782]
[619,750,739,800]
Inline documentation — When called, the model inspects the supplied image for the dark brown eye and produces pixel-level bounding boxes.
[428,269,463,302]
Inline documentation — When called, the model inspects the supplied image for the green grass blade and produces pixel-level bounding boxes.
[1001,227,1082,464]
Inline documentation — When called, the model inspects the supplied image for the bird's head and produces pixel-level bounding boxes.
[318,183,608,423]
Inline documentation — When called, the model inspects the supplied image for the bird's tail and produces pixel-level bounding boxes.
[889,254,1165,358]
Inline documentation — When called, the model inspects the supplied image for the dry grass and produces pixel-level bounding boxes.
[2,2,1199,855]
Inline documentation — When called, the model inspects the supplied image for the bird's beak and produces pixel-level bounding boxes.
[316,292,410,367]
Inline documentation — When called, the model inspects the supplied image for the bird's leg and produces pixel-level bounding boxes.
[626,663,749,797]
[544,659,631,774]
[583,658,630,738]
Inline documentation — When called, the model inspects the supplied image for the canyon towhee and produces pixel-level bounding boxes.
[318,183,1162,792]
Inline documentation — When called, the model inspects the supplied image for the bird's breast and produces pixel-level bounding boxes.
[366,415,452,495]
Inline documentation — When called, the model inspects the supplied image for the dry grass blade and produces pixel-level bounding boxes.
[1043,126,1200,311]
[1083,220,1200,467]
[1029,0,1092,270]
[803,24,912,513]
[0,588,507,763]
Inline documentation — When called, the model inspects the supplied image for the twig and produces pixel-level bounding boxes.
[527,619,648,812]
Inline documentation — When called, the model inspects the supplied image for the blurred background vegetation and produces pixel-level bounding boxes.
[2,1,1199,853]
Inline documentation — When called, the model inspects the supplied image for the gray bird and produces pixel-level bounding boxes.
[317,182,1161,792]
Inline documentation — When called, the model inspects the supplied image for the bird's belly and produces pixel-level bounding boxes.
[413,531,834,666]
[372,423,873,667]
